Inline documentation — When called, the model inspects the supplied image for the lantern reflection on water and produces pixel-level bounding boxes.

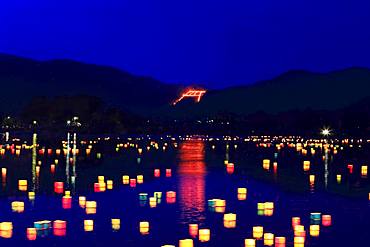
[178,139,206,224]
[139,221,149,235]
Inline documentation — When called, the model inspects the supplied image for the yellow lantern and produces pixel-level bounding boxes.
[84,220,94,232]
[179,239,194,247]
[139,221,149,235]
[111,218,120,231]
[252,226,263,239]
[244,238,256,247]
[122,175,130,185]
[294,236,305,247]
[223,213,236,228]
[198,229,210,242]
[310,225,320,237]
[263,233,274,246]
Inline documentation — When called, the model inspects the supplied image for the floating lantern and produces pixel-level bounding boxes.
[303,161,310,171]
[154,169,160,177]
[165,169,172,177]
[198,229,210,242]
[226,163,234,174]
[34,220,51,231]
[264,233,274,246]
[28,192,35,200]
[1,168,7,177]
[309,175,315,184]
[86,201,97,214]
[26,228,37,240]
[257,203,265,210]
[361,165,368,177]
[107,180,113,189]
[189,224,198,238]
[18,179,28,191]
[322,215,332,227]
[53,220,67,236]
[79,196,86,208]
[253,226,263,239]
[84,220,94,232]
[347,164,353,173]
[11,201,24,213]
[336,174,342,183]
[310,225,320,237]
[294,237,305,247]
[139,221,149,235]
[154,191,162,199]
[275,237,286,247]
[179,239,194,247]
[130,179,137,187]
[149,197,157,208]
[54,182,64,194]
[122,175,130,185]
[0,222,12,238]
[263,159,270,170]
[166,191,176,204]
[139,193,148,201]
[294,225,305,237]
[237,187,247,200]
[273,162,278,173]
[223,213,236,228]
[244,239,256,247]
[62,196,72,209]
[215,199,226,213]
[98,176,105,183]
[310,212,321,224]
[137,175,144,184]
[111,218,120,231]
[292,217,301,228]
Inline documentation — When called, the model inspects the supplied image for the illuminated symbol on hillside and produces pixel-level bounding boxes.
[173,89,207,105]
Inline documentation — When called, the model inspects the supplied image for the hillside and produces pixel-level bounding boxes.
[165,67,370,118]
[0,53,182,115]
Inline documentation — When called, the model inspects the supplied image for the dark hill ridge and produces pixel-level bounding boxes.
[164,67,370,118]
[1,53,370,119]
[0,53,183,114]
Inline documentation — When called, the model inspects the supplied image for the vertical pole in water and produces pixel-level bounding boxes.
[66,132,70,189]
[71,132,77,194]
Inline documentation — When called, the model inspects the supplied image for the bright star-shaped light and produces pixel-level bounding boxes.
[321,128,331,136]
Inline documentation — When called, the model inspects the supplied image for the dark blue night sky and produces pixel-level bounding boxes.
[1,0,370,88]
